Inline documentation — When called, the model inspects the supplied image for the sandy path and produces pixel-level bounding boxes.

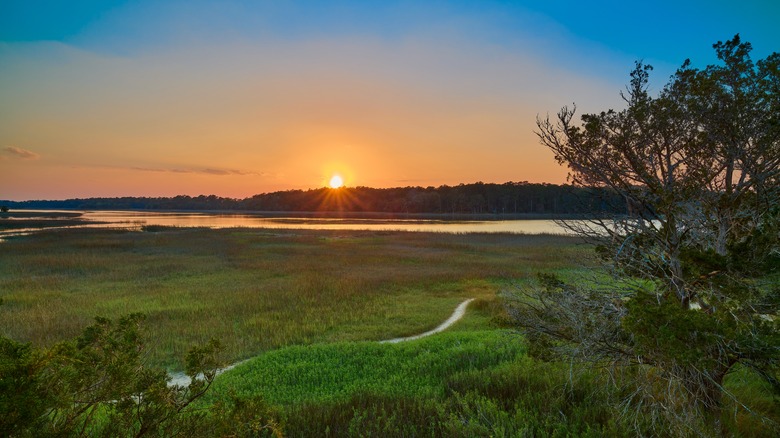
[379,298,475,343]
[168,298,475,387]
[167,360,249,388]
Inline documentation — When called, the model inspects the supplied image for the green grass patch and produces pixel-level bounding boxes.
[204,327,630,437]
[208,329,524,406]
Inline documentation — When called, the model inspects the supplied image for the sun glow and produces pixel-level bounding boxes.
[329,174,344,189]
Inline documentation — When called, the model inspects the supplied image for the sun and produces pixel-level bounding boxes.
[329,174,344,189]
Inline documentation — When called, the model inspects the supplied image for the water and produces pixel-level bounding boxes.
[2,210,573,236]
[81,210,571,234]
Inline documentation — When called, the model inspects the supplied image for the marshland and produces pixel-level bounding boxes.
[1,221,776,436]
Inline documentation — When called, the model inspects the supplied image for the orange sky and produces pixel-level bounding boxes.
[5,1,739,201]
[1,35,628,200]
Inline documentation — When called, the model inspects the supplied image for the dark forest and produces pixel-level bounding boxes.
[2,182,626,216]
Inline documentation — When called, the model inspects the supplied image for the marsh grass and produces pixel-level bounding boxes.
[3,226,776,435]
[201,308,777,436]
[203,313,629,437]
[0,227,592,368]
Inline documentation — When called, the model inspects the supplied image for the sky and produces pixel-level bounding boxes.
[1,1,778,200]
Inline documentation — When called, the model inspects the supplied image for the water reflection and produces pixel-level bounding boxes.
[80,211,571,234]
[3,210,573,237]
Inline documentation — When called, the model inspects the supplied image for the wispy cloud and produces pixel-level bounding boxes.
[125,165,262,176]
[127,167,262,176]
[2,146,40,160]
[66,163,262,176]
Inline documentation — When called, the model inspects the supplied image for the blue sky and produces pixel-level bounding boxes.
[3,1,777,67]
[1,1,778,199]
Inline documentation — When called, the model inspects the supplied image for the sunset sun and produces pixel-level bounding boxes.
[329,174,344,189]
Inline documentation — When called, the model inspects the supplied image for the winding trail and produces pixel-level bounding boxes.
[168,360,248,388]
[167,298,475,387]
[378,298,475,344]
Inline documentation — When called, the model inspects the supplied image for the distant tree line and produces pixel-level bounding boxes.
[2,182,627,216]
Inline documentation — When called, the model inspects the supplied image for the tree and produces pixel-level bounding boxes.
[509,35,780,436]
[1,314,283,437]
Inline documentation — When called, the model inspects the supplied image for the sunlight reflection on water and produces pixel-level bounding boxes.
[78,211,572,234]
[2,210,575,237]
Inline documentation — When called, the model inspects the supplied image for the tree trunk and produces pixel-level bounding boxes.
[703,373,727,437]
[715,215,730,256]
[665,216,690,308]
[684,366,728,437]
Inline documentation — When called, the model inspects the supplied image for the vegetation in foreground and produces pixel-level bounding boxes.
[514,35,780,436]
[0,226,590,369]
[204,324,627,437]
[1,313,281,437]
[5,298,777,437]
[1,225,778,435]
[0,298,632,437]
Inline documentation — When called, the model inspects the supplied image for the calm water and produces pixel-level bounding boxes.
[5,210,573,236]
[82,211,571,234]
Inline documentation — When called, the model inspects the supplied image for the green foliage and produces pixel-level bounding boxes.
[727,205,780,275]
[525,35,780,435]
[200,392,283,437]
[0,337,49,436]
[208,330,526,406]
[0,315,226,437]
[623,292,731,369]
[210,330,636,437]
